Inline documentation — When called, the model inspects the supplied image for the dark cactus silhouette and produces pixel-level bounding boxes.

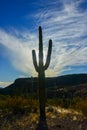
[32,26,52,129]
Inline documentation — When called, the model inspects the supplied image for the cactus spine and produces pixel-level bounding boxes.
[32,26,52,121]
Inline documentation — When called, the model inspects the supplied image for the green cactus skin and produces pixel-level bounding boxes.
[32,26,52,121]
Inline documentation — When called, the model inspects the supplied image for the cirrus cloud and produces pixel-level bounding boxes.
[0,0,87,78]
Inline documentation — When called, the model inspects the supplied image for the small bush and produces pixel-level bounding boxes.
[75,99,87,116]
[46,105,54,112]
[0,95,39,115]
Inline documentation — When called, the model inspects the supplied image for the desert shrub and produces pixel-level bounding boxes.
[60,98,79,108]
[47,97,82,109]
[0,95,39,115]
[7,96,29,114]
[0,95,10,109]
[75,99,87,116]
[46,105,54,112]
[47,98,64,107]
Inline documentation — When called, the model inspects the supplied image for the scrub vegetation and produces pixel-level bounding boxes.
[0,95,87,130]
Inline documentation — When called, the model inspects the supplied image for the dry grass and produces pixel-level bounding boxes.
[0,95,87,130]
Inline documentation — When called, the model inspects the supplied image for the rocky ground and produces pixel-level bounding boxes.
[0,106,87,130]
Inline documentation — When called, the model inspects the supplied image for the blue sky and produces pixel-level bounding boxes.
[0,0,87,87]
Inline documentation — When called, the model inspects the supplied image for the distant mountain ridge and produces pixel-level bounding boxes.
[0,74,87,98]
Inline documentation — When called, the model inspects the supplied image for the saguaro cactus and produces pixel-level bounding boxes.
[32,26,52,122]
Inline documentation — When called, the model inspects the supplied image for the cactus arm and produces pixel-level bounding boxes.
[32,50,39,72]
[43,39,52,70]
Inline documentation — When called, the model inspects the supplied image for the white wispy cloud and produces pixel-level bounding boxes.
[0,29,38,77]
[0,0,87,77]
[0,81,12,88]
[35,0,87,76]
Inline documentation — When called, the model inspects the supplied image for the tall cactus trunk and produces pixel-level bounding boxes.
[38,69,46,121]
[32,26,52,128]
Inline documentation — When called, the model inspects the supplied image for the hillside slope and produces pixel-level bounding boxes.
[0,74,87,98]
